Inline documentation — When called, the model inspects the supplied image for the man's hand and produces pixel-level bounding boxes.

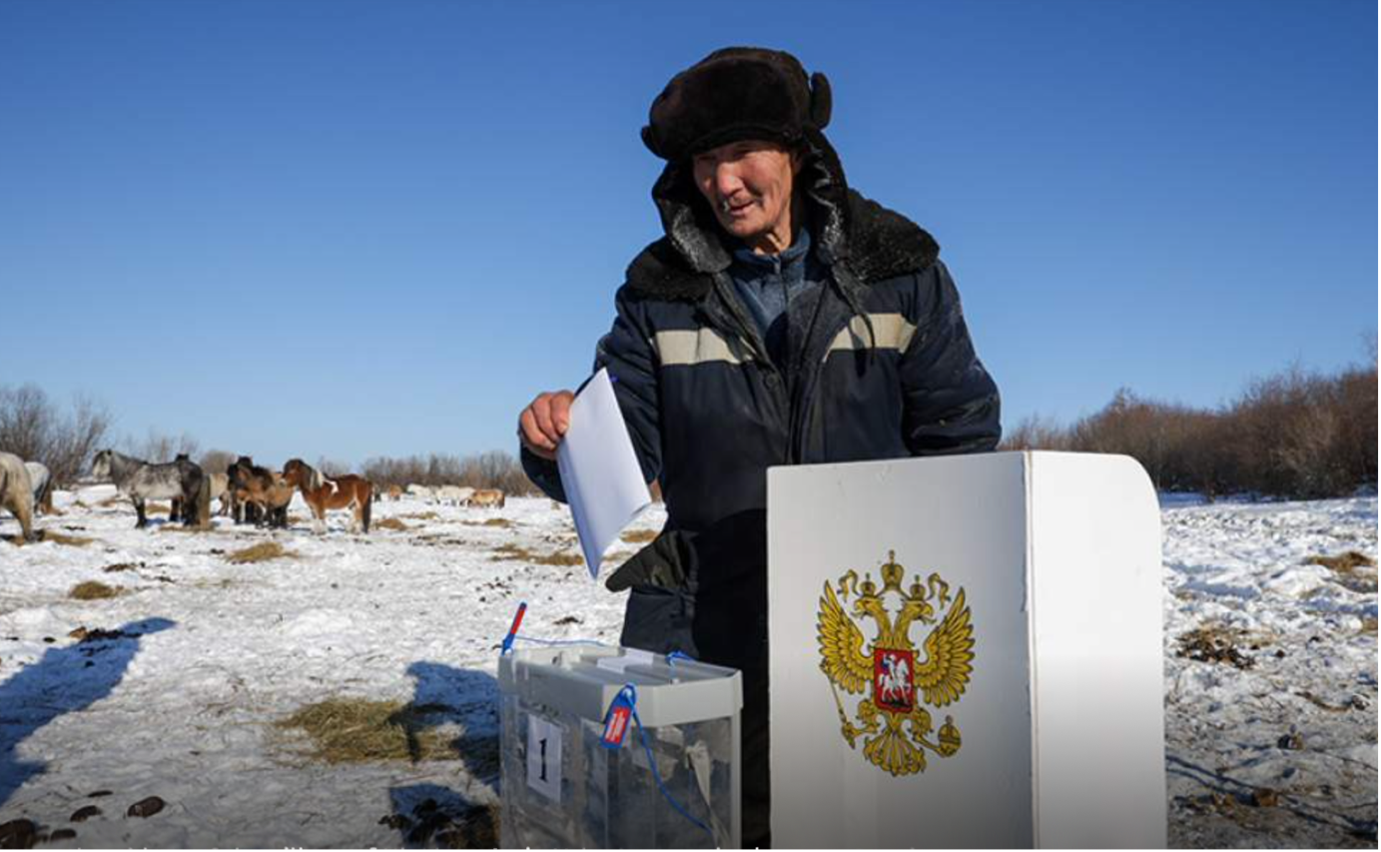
[518,390,575,461]
[604,530,688,592]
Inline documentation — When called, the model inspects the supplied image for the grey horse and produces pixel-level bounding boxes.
[24,461,52,515]
[91,449,209,529]
[0,452,36,542]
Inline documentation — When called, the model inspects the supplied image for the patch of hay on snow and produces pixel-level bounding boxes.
[69,581,123,600]
[225,542,297,564]
[374,518,410,532]
[1175,623,1273,669]
[274,698,461,764]
[43,531,96,547]
[491,543,583,567]
[1305,550,1376,572]
[621,529,658,544]
[1306,551,1379,593]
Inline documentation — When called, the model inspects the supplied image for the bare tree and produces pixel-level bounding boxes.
[998,413,1071,452]
[48,395,115,485]
[988,354,1377,500]
[0,385,55,462]
[199,449,238,476]
[0,384,113,486]
[360,450,539,494]
[317,456,352,477]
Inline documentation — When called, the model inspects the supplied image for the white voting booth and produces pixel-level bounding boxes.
[768,451,1166,848]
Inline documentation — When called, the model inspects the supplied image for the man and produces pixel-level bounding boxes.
[518,47,1000,846]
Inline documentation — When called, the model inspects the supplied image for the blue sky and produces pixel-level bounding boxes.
[1,0,1375,466]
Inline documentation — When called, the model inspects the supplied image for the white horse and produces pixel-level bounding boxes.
[0,452,36,541]
[436,485,475,506]
[406,484,434,502]
[877,655,913,706]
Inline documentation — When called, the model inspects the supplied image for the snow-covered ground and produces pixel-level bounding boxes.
[1162,495,1377,847]
[0,489,1375,847]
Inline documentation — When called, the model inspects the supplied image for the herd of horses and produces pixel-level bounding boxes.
[396,483,507,508]
[89,451,375,533]
[0,449,508,540]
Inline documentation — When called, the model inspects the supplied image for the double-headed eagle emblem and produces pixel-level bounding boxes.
[816,550,975,777]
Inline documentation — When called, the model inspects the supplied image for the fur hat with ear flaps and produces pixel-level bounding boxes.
[628,47,939,300]
[641,46,832,162]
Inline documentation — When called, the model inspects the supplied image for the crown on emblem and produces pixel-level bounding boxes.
[880,549,905,593]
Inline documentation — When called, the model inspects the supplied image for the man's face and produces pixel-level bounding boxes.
[692,139,800,247]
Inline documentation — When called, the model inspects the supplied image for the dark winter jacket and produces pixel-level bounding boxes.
[522,128,1000,673]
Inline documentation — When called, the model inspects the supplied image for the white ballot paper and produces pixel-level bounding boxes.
[556,368,653,579]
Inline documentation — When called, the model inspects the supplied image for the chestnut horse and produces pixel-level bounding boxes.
[282,459,372,534]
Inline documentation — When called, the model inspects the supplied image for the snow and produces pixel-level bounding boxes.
[1163,496,1378,847]
[1,489,636,848]
[0,489,1376,847]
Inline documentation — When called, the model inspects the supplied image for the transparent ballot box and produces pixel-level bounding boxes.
[498,646,743,848]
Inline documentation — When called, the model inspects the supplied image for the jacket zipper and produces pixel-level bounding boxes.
[706,271,793,464]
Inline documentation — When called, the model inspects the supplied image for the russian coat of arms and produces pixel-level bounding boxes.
[816,550,975,777]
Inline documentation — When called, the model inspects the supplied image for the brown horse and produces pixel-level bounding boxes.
[282,459,372,534]
[227,456,293,529]
[469,488,506,509]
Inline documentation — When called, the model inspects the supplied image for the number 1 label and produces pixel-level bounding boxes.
[526,715,563,802]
